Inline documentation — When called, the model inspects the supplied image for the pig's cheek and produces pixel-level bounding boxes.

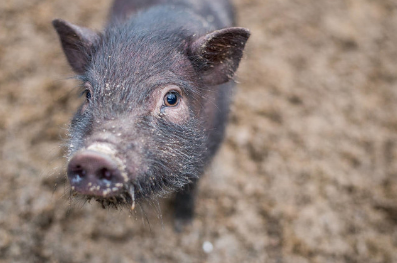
[162,103,189,124]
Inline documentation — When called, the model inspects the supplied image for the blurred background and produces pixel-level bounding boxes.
[1,0,397,262]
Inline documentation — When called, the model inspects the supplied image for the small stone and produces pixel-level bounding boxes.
[202,241,213,253]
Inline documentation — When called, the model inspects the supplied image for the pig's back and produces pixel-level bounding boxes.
[109,0,235,28]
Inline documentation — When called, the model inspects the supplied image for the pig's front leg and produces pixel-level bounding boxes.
[174,179,198,232]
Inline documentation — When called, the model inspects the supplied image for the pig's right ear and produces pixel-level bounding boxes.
[188,27,250,86]
[52,19,100,74]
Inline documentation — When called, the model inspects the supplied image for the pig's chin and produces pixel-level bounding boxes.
[83,184,136,211]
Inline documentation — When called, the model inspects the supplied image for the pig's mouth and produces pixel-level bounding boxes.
[67,142,136,209]
[84,185,136,210]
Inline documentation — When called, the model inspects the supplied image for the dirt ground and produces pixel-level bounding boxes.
[0,0,397,262]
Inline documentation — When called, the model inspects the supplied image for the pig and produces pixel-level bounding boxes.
[53,0,249,229]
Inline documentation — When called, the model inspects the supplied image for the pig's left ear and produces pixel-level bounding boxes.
[189,27,250,86]
[52,19,100,74]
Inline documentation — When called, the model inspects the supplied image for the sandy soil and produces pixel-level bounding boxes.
[0,0,397,262]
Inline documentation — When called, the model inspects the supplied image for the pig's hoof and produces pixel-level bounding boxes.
[174,199,194,232]
[174,216,193,232]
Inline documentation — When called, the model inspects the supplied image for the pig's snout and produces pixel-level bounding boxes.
[67,150,125,196]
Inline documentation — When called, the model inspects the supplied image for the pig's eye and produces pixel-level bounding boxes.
[164,91,180,107]
[84,90,92,101]
[82,82,93,103]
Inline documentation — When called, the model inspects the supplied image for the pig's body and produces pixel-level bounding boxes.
[53,0,249,229]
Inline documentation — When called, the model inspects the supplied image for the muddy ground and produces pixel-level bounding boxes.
[1,0,397,262]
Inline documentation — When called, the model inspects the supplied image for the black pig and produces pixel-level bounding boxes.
[53,0,249,228]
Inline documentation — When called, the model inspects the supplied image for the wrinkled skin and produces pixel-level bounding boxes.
[53,0,249,229]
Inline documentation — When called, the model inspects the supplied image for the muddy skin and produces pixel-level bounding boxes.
[53,0,249,229]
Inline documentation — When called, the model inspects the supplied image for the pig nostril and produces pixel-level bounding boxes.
[72,166,86,177]
[98,168,113,181]
[71,170,85,184]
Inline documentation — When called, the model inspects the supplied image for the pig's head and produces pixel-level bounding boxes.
[52,17,249,208]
